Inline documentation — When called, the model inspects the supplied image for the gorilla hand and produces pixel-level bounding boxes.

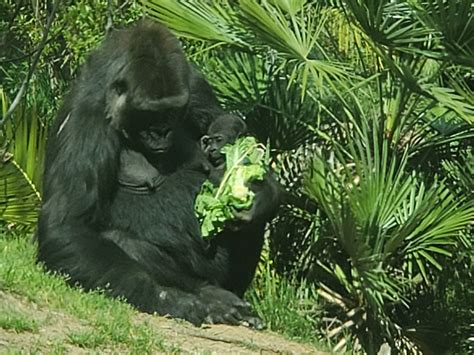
[198,285,264,329]
[228,175,282,230]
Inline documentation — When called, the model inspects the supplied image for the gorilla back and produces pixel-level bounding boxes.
[36,20,278,327]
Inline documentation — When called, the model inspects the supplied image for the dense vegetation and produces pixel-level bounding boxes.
[1,1,472,354]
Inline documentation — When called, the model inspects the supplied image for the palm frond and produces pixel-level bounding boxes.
[142,0,246,45]
[247,78,319,151]
[1,90,45,227]
[0,158,41,227]
[193,50,272,112]
[442,150,474,197]
[240,1,351,93]
[302,99,472,349]
[344,0,432,49]
[422,84,474,125]
[2,92,48,191]
[420,0,474,65]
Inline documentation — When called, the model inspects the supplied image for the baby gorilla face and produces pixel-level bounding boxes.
[201,133,229,169]
[201,114,247,169]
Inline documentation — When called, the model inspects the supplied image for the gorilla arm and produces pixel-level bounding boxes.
[212,172,282,297]
[100,229,261,327]
[37,104,165,311]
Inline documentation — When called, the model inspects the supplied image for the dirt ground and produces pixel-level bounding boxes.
[0,291,326,354]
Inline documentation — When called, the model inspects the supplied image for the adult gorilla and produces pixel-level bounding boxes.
[36,20,280,326]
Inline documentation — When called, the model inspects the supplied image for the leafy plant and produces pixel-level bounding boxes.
[146,0,474,352]
[0,90,46,228]
[304,111,473,352]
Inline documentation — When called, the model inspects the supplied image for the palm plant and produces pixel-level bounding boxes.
[303,82,473,352]
[0,89,47,228]
[142,0,473,352]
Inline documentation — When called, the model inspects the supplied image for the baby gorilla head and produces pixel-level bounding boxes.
[201,114,247,169]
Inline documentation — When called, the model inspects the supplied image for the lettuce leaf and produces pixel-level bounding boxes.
[195,136,267,239]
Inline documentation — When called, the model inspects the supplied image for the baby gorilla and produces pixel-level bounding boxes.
[200,114,247,185]
[118,114,247,191]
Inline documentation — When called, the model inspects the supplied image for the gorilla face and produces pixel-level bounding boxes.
[200,114,248,169]
[201,133,229,169]
[102,22,191,156]
[125,108,186,156]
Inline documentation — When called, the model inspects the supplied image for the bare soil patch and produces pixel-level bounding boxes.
[0,291,326,354]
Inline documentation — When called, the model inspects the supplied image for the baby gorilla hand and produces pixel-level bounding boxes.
[226,202,260,232]
[198,285,263,329]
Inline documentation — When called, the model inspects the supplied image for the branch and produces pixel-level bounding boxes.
[105,0,114,34]
[0,0,60,127]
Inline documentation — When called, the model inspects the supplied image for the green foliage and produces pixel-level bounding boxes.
[1,0,472,352]
[147,0,474,352]
[0,306,39,333]
[248,260,325,346]
[0,230,171,352]
[0,0,142,121]
[304,112,473,352]
[0,90,44,228]
[195,136,267,238]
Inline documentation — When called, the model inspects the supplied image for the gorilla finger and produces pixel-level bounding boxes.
[204,315,215,324]
[225,307,246,323]
[204,314,227,325]
[241,316,265,330]
[230,207,253,223]
[180,313,203,326]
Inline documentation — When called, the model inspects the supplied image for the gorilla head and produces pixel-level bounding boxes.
[201,114,247,169]
[99,20,191,156]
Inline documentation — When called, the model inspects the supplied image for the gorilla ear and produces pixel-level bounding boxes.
[238,121,248,136]
[106,91,128,130]
[200,135,210,149]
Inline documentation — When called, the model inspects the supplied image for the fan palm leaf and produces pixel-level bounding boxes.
[141,0,245,45]
[302,79,473,349]
[1,89,46,227]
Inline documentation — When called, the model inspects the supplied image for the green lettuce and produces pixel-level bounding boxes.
[195,136,267,239]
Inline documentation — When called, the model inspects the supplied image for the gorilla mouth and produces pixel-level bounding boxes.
[145,141,170,154]
[150,147,168,154]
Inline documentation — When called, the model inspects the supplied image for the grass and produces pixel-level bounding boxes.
[248,261,329,348]
[0,229,172,353]
[68,329,107,349]
[0,227,328,353]
[0,307,39,333]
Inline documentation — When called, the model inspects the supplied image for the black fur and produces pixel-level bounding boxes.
[36,20,280,327]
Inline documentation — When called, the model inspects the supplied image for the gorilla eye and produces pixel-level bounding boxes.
[113,80,128,95]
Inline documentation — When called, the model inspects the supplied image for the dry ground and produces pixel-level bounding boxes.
[0,291,326,354]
